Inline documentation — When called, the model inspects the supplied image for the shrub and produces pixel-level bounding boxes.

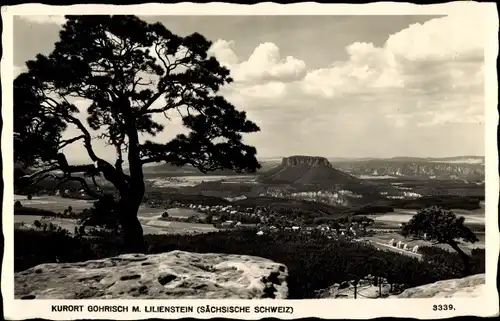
[389,196,481,210]
[353,205,394,215]
[14,206,56,217]
[419,246,485,276]
[14,229,123,272]
[78,195,120,230]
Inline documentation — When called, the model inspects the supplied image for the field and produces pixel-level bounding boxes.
[13,172,487,300]
[146,175,256,188]
[14,171,486,250]
[364,231,486,254]
[364,203,486,252]
[15,216,80,234]
[369,208,485,225]
[14,195,94,212]
[13,195,218,236]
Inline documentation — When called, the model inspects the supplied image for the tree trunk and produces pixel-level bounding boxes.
[448,239,472,276]
[117,193,146,254]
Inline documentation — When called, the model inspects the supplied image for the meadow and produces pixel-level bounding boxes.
[13,195,218,236]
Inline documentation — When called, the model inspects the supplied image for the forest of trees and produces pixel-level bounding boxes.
[14,228,485,299]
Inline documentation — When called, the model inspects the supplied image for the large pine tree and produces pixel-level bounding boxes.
[14,15,261,252]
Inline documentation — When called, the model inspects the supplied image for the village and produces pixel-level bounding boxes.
[156,201,422,254]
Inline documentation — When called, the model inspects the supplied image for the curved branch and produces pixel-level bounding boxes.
[57,175,102,200]
[91,175,103,193]
[140,92,163,112]
[54,152,130,195]
[155,43,170,74]
[140,156,166,165]
[18,166,59,181]
[58,135,85,149]
[65,115,99,162]
[24,172,60,187]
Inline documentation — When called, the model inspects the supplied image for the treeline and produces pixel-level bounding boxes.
[15,175,91,195]
[14,205,56,217]
[234,197,346,214]
[183,181,260,196]
[14,229,485,299]
[14,201,82,219]
[385,195,482,210]
[351,204,394,215]
[312,215,373,226]
[143,192,230,207]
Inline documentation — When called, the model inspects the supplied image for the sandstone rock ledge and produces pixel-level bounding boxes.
[15,251,288,299]
[395,274,485,298]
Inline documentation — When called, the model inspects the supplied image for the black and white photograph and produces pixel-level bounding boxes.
[2,2,499,320]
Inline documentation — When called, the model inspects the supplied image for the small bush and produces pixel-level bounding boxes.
[78,195,120,230]
[14,206,56,217]
[14,229,123,272]
[418,246,485,276]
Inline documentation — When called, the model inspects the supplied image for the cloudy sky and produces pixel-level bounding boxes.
[13,14,486,163]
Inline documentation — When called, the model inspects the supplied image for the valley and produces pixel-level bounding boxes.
[13,154,487,300]
[14,155,486,247]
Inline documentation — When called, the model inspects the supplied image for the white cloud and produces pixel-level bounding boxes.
[386,101,485,128]
[385,14,485,62]
[301,14,484,97]
[299,14,484,130]
[15,15,487,161]
[238,82,288,99]
[209,40,239,66]
[207,40,306,108]
[209,40,307,84]
[301,41,404,97]
[211,14,485,134]
[18,15,67,26]
[416,110,484,127]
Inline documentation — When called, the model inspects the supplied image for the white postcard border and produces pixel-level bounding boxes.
[2,2,499,320]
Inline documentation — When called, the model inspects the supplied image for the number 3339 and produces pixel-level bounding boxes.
[433,304,455,311]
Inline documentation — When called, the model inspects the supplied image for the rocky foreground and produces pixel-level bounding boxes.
[15,250,485,300]
[15,251,288,299]
[395,274,485,298]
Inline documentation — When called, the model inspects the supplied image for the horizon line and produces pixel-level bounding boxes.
[257,155,486,159]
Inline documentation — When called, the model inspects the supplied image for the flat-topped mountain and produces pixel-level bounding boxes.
[282,155,333,167]
[257,155,358,186]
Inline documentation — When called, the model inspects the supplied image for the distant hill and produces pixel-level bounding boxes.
[141,163,253,176]
[425,156,484,165]
[386,156,484,164]
[142,160,279,177]
[330,157,485,181]
[142,163,203,175]
[257,155,359,187]
[328,156,484,165]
